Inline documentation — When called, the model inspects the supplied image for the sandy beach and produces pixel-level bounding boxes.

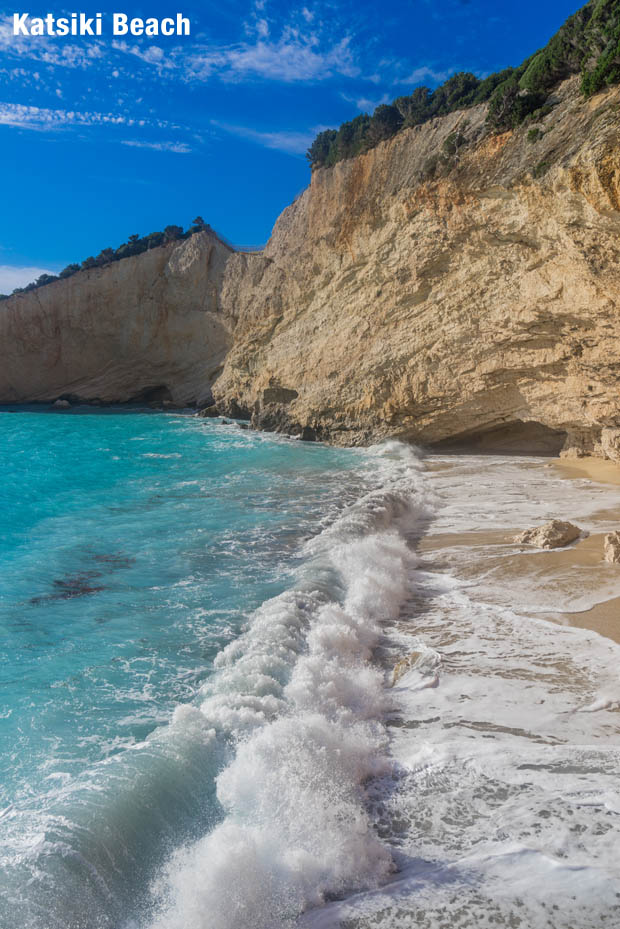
[553,455,620,486]
[303,449,620,929]
[417,455,620,645]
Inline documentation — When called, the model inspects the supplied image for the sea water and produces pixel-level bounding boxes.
[3,411,620,929]
[0,410,427,929]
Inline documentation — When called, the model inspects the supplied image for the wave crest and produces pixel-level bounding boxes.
[145,442,428,929]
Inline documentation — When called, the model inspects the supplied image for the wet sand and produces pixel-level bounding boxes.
[553,455,620,486]
[548,456,620,641]
[419,527,620,645]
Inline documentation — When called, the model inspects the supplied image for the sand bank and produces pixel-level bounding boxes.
[553,455,620,485]
[420,456,620,645]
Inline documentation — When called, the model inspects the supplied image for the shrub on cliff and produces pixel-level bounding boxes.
[580,0,620,94]
[486,80,548,131]
[306,0,620,169]
[59,264,80,279]
[394,87,432,126]
[164,224,184,242]
[2,217,220,299]
[34,273,58,287]
[442,129,468,158]
[366,104,403,144]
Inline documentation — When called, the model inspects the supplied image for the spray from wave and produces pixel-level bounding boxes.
[142,442,429,929]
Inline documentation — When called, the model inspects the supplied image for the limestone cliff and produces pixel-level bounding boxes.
[3,77,620,460]
[214,77,620,459]
[0,230,234,406]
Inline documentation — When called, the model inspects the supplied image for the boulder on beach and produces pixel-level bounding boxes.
[604,532,620,564]
[514,519,583,550]
[52,399,71,409]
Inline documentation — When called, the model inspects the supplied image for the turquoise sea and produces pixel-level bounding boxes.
[0,409,424,929]
[4,410,620,929]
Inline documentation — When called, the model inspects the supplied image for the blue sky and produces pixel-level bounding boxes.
[1,0,580,291]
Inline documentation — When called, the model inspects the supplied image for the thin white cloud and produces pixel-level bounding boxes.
[227,33,357,82]
[121,139,191,153]
[165,30,359,84]
[0,100,179,133]
[0,101,133,129]
[0,265,58,293]
[211,120,316,154]
[0,19,106,69]
[395,65,454,86]
[111,40,177,72]
[341,91,390,112]
[111,7,360,85]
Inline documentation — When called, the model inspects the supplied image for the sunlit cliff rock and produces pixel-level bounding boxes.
[3,77,620,459]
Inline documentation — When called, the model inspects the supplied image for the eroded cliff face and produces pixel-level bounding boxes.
[3,78,620,457]
[0,231,234,405]
[215,77,620,459]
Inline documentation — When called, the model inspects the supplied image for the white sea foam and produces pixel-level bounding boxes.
[143,442,429,929]
[299,453,620,929]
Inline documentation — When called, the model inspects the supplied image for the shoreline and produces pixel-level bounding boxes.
[421,452,620,646]
[419,528,620,645]
[3,414,620,929]
[306,448,620,929]
[553,454,620,486]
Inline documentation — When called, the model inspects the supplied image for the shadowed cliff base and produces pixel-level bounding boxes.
[429,420,568,456]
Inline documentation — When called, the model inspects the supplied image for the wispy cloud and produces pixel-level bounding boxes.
[211,120,317,154]
[0,18,106,69]
[111,40,179,73]
[113,30,360,85]
[0,100,176,132]
[0,264,58,292]
[395,65,454,86]
[0,5,364,86]
[121,139,191,153]
[111,4,361,84]
[0,101,126,129]
[185,32,358,83]
[341,91,390,112]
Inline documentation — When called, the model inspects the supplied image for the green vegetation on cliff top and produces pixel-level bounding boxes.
[3,1,618,301]
[307,0,620,169]
[0,218,214,302]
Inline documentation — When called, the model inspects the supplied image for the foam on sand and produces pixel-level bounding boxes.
[301,453,620,929]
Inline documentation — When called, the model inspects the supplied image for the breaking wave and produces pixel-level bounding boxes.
[142,441,429,929]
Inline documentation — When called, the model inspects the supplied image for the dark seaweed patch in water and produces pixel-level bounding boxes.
[30,571,105,604]
[29,550,133,605]
[90,551,135,570]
